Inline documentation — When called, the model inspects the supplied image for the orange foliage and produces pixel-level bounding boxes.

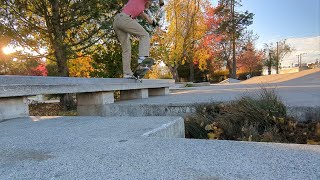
[237,42,264,73]
[68,55,94,77]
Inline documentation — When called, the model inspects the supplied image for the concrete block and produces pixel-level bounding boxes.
[0,97,28,121]
[77,92,114,116]
[148,87,169,96]
[77,92,114,105]
[142,117,185,138]
[120,89,148,100]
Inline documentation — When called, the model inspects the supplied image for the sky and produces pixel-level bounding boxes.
[210,0,320,48]
[210,0,320,66]
[281,36,320,66]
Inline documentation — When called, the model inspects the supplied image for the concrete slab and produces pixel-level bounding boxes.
[0,75,175,85]
[0,82,173,98]
[0,116,319,179]
[104,83,320,119]
[104,70,320,121]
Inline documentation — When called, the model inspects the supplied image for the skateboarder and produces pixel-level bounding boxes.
[113,0,164,79]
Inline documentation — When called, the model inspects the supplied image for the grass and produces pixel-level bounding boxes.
[185,88,320,145]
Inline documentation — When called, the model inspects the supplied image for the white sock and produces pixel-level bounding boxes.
[138,56,147,63]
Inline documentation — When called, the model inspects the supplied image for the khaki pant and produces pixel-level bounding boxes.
[113,13,150,75]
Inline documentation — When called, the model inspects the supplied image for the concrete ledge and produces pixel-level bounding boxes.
[0,83,173,98]
[0,76,173,121]
[0,76,174,98]
[287,106,320,122]
[103,104,197,117]
[0,75,175,85]
[142,117,185,138]
[103,102,320,122]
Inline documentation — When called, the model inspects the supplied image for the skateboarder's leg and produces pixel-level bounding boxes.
[113,13,151,76]
[115,30,133,76]
[114,16,150,63]
[113,14,134,76]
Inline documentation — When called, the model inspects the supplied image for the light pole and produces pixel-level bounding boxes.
[296,55,300,67]
[276,41,279,74]
[231,0,236,79]
[268,51,272,75]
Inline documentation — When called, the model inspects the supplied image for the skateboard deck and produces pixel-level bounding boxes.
[132,57,155,82]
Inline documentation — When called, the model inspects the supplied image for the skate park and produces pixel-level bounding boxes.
[1,69,320,179]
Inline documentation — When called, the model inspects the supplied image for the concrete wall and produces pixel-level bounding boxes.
[103,104,197,117]
[287,106,320,122]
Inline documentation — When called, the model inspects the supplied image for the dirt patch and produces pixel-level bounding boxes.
[29,103,77,116]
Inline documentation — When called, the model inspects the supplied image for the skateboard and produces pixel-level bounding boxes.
[132,57,155,82]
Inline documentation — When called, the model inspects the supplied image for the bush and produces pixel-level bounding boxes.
[185,88,320,144]
[214,88,288,141]
[185,103,222,139]
[209,70,229,83]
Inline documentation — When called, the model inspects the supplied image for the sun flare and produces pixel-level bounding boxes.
[2,46,15,55]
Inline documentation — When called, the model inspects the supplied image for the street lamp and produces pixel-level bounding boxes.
[276,42,279,74]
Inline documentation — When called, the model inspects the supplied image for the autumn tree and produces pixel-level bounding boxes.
[164,0,209,82]
[207,0,254,78]
[68,54,94,78]
[200,6,227,75]
[237,41,264,74]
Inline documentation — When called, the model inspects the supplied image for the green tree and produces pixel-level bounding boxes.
[263,40,292,74]
[1,0,118,76]
[211,0,254,78]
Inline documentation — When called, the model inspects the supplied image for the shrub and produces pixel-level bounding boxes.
[215,88,287,141]
[185,87,320,144]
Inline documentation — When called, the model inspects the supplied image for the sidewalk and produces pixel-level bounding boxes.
[1,116,319,179]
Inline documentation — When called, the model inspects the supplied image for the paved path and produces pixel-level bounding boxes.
[120,69,320,107]
[1,116,319,179]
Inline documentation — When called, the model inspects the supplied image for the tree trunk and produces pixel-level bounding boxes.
[169,65,180,82]
[189,61,194,82]
[50,0,73,110]
[226,60,232,76]
[50,0,69,77]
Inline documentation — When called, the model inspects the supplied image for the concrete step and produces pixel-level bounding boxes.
[1,116,319,179]
[100,80,320,122]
